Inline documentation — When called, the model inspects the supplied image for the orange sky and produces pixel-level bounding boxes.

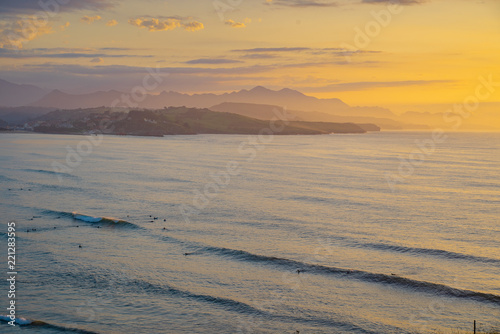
[0,0,499,119]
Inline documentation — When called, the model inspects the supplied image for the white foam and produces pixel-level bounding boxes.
[15,317,32,325]
[72,212,103,223]
[0,315,32,325]
[72,212,128,224]
[101,217,126,223]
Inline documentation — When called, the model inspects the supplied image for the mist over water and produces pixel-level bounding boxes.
[0,131,499,334]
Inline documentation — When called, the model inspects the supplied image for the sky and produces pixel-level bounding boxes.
[0,0,499,115]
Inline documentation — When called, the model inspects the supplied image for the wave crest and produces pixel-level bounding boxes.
[0,315,98,333]
[199,245,500,306]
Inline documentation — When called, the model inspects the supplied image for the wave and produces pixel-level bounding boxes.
[196,245,500,307]
[42,210,140,229]
[0,174,17,182]
[131,280,382,333]
[148,233,500,306]
[36,183,84,192]
[42,209,74,219]
[289,195,331,203]
[358,241,500,265]
[20,168,78,179]
[50,269,385,334]
[0,315,33,326]
[72,212,133,225]
[283,233,500,266]
[0,315,98,333]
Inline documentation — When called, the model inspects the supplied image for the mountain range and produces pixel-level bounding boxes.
[0,79,425,129]
[0,79,48,107]
[209,102,409,130]
[32,85,393,118]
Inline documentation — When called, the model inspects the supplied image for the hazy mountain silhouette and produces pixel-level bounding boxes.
[30,85,395,119]
[0,79,47,107]
[32,89,123,109]
[139,85,349,111]
[209,102,419,130]
[0,79,435,129]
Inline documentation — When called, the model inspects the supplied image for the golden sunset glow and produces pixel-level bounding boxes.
[1,2,500,333]
[0,0,499,128]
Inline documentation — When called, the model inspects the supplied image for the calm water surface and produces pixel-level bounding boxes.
[0,131,499,334]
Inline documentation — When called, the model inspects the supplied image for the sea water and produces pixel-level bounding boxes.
[0,131,498,334]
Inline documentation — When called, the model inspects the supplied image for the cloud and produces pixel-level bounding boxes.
[0,0,115,14]
[60,21,70,31]
[361,0,426,4]
[90,57,103,63]
[0,17,54,49]
[231,46,381,61]
[14,58,372,81]
[181,21,204,32]
[225,19,246,28]
[311,48,381,57]
[20,63,274,76]
[0,1,113,49]
[241,54,277,59]
[0,61,395,94]
[265,0,426,7]
[106,19,118,27]
[0,48,153,59]
[224,18,251,28]
[232,47,311,52]
[306,80,454,92]
[129,17,204,32]
[185,58,244,64]
[98,47,142,51]
[264,0,338,7]
[80,15,102,24]
[0,67,273,94]
[0,1,114,49]
[129,17,179,31]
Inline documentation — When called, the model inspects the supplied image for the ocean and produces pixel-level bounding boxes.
[0,131,499,334]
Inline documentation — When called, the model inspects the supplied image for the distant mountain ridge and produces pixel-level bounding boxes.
[0,79,47,107]
[33,89,123,109]
[31,86,356,114]
[0,79,432,129]
[209,102,406,130]
[30,85,394,119]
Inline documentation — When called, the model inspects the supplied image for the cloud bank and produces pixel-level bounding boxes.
[129,16,204,32]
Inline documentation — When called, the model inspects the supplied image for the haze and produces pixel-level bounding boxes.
[0,0,499,129]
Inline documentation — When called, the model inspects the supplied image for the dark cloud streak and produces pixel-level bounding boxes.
[0,49,153,59]
[361,0,426,5]
[232,47,311,53]
[0,0,115,14]
[184,58,243,64]
[264,0,338,7]
[305,80,454,92]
